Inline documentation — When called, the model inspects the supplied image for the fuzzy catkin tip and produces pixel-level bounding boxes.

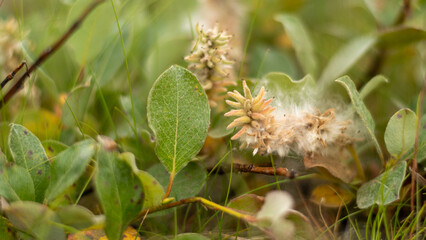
[224,82,359,158]
[185,23,236,108]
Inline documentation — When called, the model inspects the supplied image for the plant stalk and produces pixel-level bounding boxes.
[163,172,175,200]
[347,145,366,181]
[136,197,256,223]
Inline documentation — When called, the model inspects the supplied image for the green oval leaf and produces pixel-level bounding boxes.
[8,124,50,202]
[320,36,377,83]
[56,205,96,230]
[0,156,35,202]
[119,152,164,210]
[356,161,407,209]
[147,65,210,174]
[336,76,384,161]
[275,14,317,76]
[384,108,416,158]
[4,201,66,240]
[95,149,144,240]
[45,139,96,202]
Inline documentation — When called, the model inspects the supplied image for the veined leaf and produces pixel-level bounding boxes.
[384,109,416,158]
[8,124,50,202]
[147,65,210,175]
[95,149,144,240]
[336,76,384,161]
[357,161,407,209]
[45,139,96,202]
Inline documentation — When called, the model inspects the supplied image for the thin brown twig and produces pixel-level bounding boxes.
[394,0,412,26]
[163,173,175,200]
[319,201,335,240]
[207,163,296,178]
[0,0,106,109]
[139,209,149,228]
[233,163,295,178]
[333,204,343,236]
[1,61,27,89]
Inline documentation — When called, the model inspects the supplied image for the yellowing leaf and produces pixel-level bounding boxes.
[21,109,61,140]
[310,184,354,208]
[68,227,141,240]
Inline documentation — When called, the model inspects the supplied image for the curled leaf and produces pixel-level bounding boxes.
[304,153,356,183]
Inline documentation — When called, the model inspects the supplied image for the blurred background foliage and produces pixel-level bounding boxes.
[0,0,425,238]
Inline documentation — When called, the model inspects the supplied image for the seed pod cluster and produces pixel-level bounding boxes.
[225,81,358,157]
[185,23,236,107]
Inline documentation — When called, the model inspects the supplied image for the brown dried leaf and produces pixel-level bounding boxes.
[304,153,356,183]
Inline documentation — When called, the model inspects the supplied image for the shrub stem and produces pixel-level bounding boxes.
[136,197,256,223]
